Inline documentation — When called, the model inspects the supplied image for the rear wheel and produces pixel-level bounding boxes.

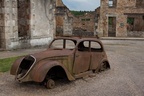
[45,79,55,89]
[99,62,108,72]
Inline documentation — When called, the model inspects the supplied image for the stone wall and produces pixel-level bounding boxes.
[127,31,144,37]
[55,0,96,37]
[73,12,95,34]
[0,0,56,50]
[98,0,144,37]
[30,0,55,47]
[63,14,73,36]
[73,31,94,37]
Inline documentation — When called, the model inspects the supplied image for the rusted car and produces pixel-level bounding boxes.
[10,37,110,89]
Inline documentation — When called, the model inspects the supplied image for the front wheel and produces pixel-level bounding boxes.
[45,79,55,89]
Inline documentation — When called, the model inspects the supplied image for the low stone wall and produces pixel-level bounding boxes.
[73,31,94,37]
[127,31,144,38]
[9,37,52,50]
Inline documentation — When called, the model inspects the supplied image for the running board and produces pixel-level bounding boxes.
[74,71,93,79]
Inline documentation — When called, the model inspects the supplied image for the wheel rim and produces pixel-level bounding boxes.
[100,62,107,71]
[46,79,55,89]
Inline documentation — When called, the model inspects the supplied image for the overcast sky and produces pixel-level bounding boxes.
[62,0,100,11]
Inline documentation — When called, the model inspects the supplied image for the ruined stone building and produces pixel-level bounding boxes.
[1,0,144,50]
[72,12,96,36]
[98,0,144,37]
[55,0,73,36]
[55,0,96,37]
[0,0,56,50]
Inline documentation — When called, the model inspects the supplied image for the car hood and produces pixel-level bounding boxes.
[29,49,73,61]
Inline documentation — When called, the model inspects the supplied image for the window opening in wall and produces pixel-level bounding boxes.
[81,18,90,21]
[127,17,134,31]
[127,17,134,25]
[109,0,113,7]
[18,0,30,38]
[108,0,117,8]
[136,0,144,8]
[127,16,144,31]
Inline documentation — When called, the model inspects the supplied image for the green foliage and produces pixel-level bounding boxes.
[127,18,134,25]
[0,57,19,72]
[109,17,113,25]
[70,10,91,16]
[81,18,90,21]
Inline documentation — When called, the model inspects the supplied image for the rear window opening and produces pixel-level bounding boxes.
[78,41,103,52]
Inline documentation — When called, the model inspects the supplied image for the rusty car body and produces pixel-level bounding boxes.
[10,37,110,89]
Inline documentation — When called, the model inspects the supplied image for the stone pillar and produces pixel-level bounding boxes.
[30,0,55,47]
[98,0,109,37]
[2,0,19,50]
[116,14,127,37]
[63,14,73,36]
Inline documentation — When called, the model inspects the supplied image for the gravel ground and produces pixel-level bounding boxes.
[0,40,144,96]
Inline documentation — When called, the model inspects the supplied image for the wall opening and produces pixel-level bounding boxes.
[108,17,116,37]
[0,0,4,48]
[136,0,144,8]
[62,0,100,11]
[108,0,117,8]
[127,15,144,31]
[55,0,100,37]
[17,0,31,38]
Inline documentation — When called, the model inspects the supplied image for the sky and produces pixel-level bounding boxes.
[62,0,100,11]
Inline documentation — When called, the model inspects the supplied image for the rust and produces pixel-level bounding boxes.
[10,37,110,88]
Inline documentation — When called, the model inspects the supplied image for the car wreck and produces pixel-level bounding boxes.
[10,37,110,89]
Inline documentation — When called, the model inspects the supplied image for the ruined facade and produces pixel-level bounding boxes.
[55,0,73,36]
[0,0,56,50]
[72,12,96,36]
[55,0,96,37]
[98,0,144,37]
[1,0,144,50]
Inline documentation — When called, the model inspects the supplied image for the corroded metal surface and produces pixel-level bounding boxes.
[10,37,110,85]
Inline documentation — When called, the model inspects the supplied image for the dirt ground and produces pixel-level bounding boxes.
[0,40,144,96]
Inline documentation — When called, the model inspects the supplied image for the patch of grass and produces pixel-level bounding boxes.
[0,57,19,72]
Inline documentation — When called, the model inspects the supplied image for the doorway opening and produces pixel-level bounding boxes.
[0,0,4,48]
[17,0,31,39]
[108,17,116,37]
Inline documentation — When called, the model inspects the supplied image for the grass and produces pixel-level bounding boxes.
[0,57,19,72]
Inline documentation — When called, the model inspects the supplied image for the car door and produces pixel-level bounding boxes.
[90,41,104,70]
[73,41,91,74]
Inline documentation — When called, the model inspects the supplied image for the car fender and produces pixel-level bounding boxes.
[30,60,75,82]
[10,57,25,75]
[99,58,110,69]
